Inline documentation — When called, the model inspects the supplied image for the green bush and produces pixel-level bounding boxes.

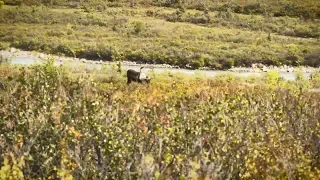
[295,71,311,90]
[82,1,108,12]
[132,20,145,35]
[3,0,22,5]
[263,70,280,87]
[0,55,10,65]
[0,42,9,50]
[166,11,182,22]
[274,4,317,20]
[217,3,241,13]
[0,0,4,8]
[153,0,180,8]
[190,57,204,69]
[221,58,234,69]
[185,12,208,24]
[303,53,320,67]
[243,3,266,15]
[214,72,236,83]
[310,71,320,88]
[215,9,234,20]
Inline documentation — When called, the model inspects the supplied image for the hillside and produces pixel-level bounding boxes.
[1,1,320,178]
[0,0,320,69]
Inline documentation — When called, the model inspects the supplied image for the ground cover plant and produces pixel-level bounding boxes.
[0,1,320,69]
[0,59,320,179]
[2,0,320,19]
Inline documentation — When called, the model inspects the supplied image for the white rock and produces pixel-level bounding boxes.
[287,67,294,73]
[262,66,268,72]
[10,47,16,53]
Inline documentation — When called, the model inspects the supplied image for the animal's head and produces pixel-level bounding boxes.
[143,76,151,84]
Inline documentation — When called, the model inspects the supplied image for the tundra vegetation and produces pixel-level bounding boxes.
[0,57,320,179]
[0,0,320,69]
[1,0,320,179]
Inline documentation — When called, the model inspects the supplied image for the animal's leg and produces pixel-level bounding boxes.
[127,78,132,84]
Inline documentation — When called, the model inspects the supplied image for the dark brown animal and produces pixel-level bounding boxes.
[127,67,150,84]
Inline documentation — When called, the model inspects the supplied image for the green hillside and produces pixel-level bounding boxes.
[0,0,320,69]
[1,1,320,179]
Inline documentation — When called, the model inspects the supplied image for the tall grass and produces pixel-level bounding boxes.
[0,60,319,179]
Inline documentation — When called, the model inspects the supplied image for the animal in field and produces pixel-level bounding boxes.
[126,67,150,84]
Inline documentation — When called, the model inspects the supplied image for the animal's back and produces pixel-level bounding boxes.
[127,69,139,78]
[126,68,151,84]
[127,69,140,84]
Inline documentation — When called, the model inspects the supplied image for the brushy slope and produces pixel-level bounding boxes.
[0,2,320,69]
[3,0,320,19]
[0,60,320,179]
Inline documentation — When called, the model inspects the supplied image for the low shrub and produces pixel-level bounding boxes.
[132,20,145,35]
[0,55,11,64]
[190,57,204,69]
[0,0,4,8]
[303,53,320,67]
[263,70,280,87]
[217,3,241,13]
[0,42,10,50]
[3,0,22,5]
[221,57,234,69]
[0,61,320,179]
[243,2,266,15]
[310,71,320,88]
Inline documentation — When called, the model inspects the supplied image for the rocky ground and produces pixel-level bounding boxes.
[0,47,180,69]
[1,47,319,73]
